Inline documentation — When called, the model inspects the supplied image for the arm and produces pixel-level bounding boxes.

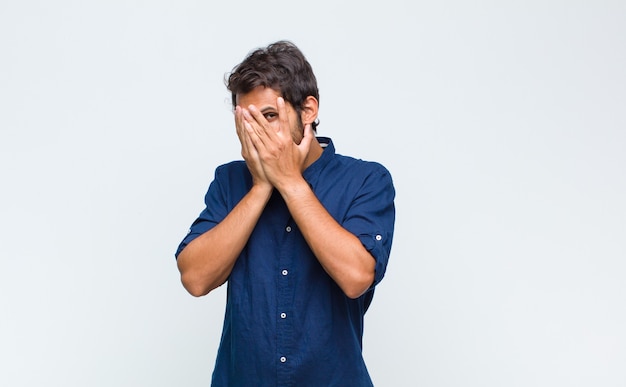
[279,179,376,299]
[177,106,273,297]
[176,184,272,297]
[242,99,376,298]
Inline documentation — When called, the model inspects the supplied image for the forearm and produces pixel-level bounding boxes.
[277,179,376,299]
[177,184,273,296]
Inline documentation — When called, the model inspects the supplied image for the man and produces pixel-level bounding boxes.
[175,41,395,386]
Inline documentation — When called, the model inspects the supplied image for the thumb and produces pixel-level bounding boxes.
[299,123,314,149]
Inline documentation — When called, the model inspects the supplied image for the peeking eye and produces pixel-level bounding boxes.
[263,112,278,121]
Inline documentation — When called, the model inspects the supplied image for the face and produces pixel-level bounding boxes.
[236,86,304,143]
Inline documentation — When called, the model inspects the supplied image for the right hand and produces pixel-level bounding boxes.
[235,106,272,190]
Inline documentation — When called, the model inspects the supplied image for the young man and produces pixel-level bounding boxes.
[175,41,395,386]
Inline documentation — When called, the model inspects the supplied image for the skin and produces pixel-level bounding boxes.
[177,86,376,299]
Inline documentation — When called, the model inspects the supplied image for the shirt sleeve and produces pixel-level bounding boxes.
[175,166,230,258]
[342,164,396,287]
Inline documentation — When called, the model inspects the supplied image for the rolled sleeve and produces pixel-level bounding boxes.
[343,166,395,287]
[175,166,231,258]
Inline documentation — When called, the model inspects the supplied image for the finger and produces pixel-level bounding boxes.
[243,116,264,150]
[245,105,273,136]
[237,107,261,160]
[242,125,258,157]
[277,97,289,138]
[235,106,246,139]
[242,107,271,145]
[299,123,314,150]
[235,107,249,153]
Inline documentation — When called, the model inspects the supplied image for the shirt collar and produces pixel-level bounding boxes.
[302,137,335,188]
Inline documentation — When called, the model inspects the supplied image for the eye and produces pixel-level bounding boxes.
[263,112,278,121]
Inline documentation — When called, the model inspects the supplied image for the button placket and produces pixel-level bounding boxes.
[277,217,294,377]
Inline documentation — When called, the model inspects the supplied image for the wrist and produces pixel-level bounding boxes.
[250,181,274,200]
[275,176,310,202]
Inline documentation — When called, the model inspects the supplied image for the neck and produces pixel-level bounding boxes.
[303,136,323,170]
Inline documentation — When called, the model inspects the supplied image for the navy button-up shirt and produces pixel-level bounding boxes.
[176,137,395,386]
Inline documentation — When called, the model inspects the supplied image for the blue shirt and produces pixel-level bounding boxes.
[176,137,395,386]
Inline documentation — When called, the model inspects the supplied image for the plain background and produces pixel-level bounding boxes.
[1,1,625,386]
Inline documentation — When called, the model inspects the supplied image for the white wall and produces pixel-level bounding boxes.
[1,1,624,386]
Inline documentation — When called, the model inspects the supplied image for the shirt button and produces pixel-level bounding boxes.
[280,312,287,319]
[280,356,287,363]
[375,234,382,241]
[282,269,288,276]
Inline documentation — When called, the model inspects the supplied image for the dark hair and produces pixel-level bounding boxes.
[226,40,319,131]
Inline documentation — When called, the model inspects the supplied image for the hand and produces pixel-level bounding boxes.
[235,106,272,189]
[242,97,314,190]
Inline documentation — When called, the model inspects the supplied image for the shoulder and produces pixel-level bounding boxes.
[214,160,249,180]
[209,161,252,195]
[319,154,394,203]
[333,154,393,183]
[205,161,251,205]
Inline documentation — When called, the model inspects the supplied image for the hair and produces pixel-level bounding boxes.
[226,40,319,131]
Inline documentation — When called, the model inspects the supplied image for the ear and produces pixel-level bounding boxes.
[300,96,319,126]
